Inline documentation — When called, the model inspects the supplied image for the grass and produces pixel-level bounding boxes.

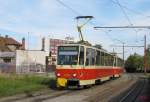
[0,74,56,98]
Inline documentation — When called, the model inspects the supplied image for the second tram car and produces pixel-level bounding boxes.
[56,44,124,88]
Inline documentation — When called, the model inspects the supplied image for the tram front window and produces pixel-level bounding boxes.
[57,46,79,65]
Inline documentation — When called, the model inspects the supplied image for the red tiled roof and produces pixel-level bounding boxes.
[0,36,21,45]
[5,37,21,45]
[0,36,22,51]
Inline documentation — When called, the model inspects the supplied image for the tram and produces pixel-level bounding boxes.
[56,44,124,88]
[55,16,124,88]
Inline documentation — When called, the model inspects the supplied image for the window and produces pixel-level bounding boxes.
[107,54,112,66]
[104,53,109,66]
[113,56,117,66]
[57,46,79,65]
[3,58,11,63]
[100,52,105,66]
[86,48,95,66]
[96,50,100,65]
[110,56,114,66]
[79,46,84,65]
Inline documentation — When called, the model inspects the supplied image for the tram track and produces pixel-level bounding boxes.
[84,73,138,102]
[110,75,148,102]
[0,73,142,102]
[119,78,146,102]
[36,73,138,102]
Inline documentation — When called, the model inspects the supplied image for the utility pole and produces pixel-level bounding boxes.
[144,35,147,73]
[122,43,125,64]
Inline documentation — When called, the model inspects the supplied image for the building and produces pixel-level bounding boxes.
[0,35,25,73]
[16,50,48,74]
[0,35,25,52]
[0,52,16,73]
[0,35,49,74]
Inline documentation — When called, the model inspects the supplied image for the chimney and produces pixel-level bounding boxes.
[5,35,8,38]
[22,37,25,50]
[41,37,45,51]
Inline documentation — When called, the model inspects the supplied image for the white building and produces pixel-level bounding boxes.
[16,50,49,74]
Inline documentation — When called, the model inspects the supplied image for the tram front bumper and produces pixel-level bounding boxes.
[57,78,67,87]
[67,79,79,86]
[57,78,79,87]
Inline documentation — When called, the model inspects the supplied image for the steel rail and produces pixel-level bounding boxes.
[119,78,146,102]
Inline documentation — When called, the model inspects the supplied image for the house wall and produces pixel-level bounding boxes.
[0,52,16,73]
[16,50,48,74]
[7,45,17,51]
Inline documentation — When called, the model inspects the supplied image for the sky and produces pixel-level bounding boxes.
[0,0,150,59]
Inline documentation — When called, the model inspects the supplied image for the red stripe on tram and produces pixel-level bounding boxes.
[56,67,123,80]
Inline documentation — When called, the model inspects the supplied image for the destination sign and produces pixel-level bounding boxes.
[59,51,78,55]
[58,46,78,51]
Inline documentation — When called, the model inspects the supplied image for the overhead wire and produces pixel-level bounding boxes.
[114,0,138,43]
[111,0,150,43]
[55,0,144,56]
[55,0,81,16]
[55,0,123,43]
[110,0,150,18]
[115,0,132,26]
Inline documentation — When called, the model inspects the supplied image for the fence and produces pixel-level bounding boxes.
[16,63,46,74]
[0,63,56,74]
[0,63,16,73]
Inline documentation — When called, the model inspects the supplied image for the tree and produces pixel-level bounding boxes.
[125,53,143,72]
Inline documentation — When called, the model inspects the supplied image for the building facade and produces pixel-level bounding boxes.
[0,35,49,74]
[0,35,25,73]
[16,50,48,74]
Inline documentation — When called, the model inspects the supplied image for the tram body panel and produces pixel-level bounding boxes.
[56,66,123,87]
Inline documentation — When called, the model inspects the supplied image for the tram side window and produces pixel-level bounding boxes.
[96,50,100,65]
[109,55,114,66]
[118,58,120,66]
[86,48,90,66]
[86,48,95,66]
[79,46,84,65]
[100,52,105,66]
[113,56,117,66]
[91,49,95,65]
[104,53,109,66]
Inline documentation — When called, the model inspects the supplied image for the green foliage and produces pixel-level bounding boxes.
[0,75,52,97]
[125,53,143,72]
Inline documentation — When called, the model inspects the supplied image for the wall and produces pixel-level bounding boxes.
[0,52,16,73]
[16,50,49,74]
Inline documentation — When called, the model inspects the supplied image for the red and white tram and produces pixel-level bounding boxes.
[55,43,124,88]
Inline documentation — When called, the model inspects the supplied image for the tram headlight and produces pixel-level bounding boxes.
[57,73,61,77]
[73,73,77,77]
